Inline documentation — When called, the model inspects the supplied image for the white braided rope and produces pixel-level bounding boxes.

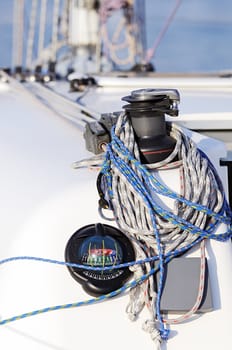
[110,113,223,252]
[104,112,223,345]
[99,0,136,66]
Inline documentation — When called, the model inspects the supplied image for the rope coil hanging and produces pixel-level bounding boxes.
[99,0,138,67]
[99,112,232,346]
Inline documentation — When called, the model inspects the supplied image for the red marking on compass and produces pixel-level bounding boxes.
[89,248,114,256]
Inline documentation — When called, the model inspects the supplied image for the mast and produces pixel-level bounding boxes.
[68,0,100,73]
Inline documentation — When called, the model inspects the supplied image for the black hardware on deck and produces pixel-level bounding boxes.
[122,88,179,164]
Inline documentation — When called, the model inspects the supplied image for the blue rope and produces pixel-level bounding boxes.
[0,237,200,271]
[0,237,203,327]
[0,236,204,326]
[0,257,167,326]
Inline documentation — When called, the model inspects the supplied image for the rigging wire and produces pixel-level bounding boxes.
[146,0,182,63]
[59,0,69,39]
[134,0,147,63]
[12,0,25,70]
[12,0,69,70]
[37,0,47,65]
[26,0,38,70]
[51,0,60,62]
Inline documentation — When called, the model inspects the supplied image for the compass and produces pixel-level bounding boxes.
[65,223,135,296]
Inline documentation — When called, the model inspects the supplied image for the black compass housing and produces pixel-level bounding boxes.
[65,223,135,296]
[122,88,180,164]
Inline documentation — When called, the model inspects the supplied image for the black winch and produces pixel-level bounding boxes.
[122,88,180,163]
[65,223,135,296]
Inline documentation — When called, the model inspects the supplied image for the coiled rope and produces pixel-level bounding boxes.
[100,0,137,66]
[0,113,231,349]
[98,112,232,347]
